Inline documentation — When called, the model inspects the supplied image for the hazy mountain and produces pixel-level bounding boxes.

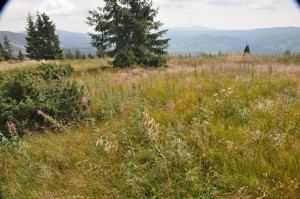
[56,30,92,48]
[0,31,26,55]
[166,26,300,55]
[0,30,96,56]
[1,26,300,56]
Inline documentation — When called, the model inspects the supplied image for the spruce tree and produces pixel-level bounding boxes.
[86,0,169,67]
[87,53,94,59]
[35,13,45,60]
[41,13,63,59]
[0,43,5,61]
[17,50,25,60]
[25,12,63,60]
[26,14,37,59]
[75,49,81,60]
[64,49,74,60]
[244,43,250,54]
[3,35,14,60]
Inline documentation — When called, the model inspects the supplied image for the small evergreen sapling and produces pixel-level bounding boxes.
[17,50,25,61]
[244,43,250,54]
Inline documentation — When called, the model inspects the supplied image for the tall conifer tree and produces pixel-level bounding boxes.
[41,13,63,59]
[3,35,14,60]
[17,50,25,60]
[35,13,45,60]
[25,12,63,60]
[86,0,169,67]
[25,14,38,59]
[0,43,5,61]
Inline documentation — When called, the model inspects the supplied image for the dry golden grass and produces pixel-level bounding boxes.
[0,60,55,71]
[1,54,300,198]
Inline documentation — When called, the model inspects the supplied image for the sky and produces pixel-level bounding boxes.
[0,0,299,33]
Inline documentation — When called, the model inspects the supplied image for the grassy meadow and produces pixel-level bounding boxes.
[0,54,300,198]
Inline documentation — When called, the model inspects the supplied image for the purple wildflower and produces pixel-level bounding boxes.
[6,121,17,134]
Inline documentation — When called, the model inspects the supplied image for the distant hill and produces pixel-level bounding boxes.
[166,26,300,55]
[0,31,26,55]
[1,26,300,56]
[0,30,96,56]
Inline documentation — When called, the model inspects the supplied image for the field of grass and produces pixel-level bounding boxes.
[1,54,300,198]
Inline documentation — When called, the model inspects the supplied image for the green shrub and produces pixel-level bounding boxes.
[140,53,167,67]
[112,50,167,68]
[0,63,85,137]
[113,50,137,68]
[36,63,74,80]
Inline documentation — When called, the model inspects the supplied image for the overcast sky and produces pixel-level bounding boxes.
[0,0,299,33]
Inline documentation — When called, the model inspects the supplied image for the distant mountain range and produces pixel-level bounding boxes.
[1,26,300,56]
[166,26,300,55]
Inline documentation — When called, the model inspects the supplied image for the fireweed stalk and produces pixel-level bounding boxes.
[37,110,65,130]
[6,121,17,135]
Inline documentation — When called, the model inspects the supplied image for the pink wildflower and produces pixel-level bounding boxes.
[37,110,45,116]
[119,103,126,114]
[166,102,176,111]
[177,124,185,131]
[6,121,17,134]
[81,96,89,109]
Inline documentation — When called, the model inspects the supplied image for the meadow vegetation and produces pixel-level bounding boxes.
[0,54,299,198]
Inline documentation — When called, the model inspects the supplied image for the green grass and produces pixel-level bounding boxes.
[1,54,300,198]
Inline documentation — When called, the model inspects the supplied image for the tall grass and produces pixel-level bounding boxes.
[1,54,300,198]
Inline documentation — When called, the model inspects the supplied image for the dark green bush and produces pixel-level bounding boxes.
[140,53,167,67]
[0,63,85,137]
[36,63,74,80]
[112,50,167,68]
[113,50,137,68]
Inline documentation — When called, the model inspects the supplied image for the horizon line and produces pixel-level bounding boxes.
[1,25,300,34]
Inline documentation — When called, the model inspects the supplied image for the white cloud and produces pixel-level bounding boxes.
[208,0,278,10]
[0,0,75,19]
[0,1,31,20]
[40,0,75,16]
[0,0,299,33]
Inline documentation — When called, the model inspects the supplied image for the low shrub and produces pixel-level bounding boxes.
[0,63,85,137]
[36,63,74,80]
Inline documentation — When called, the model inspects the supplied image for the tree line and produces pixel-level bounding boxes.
[0,35,24,61]
[0,33,94,61]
